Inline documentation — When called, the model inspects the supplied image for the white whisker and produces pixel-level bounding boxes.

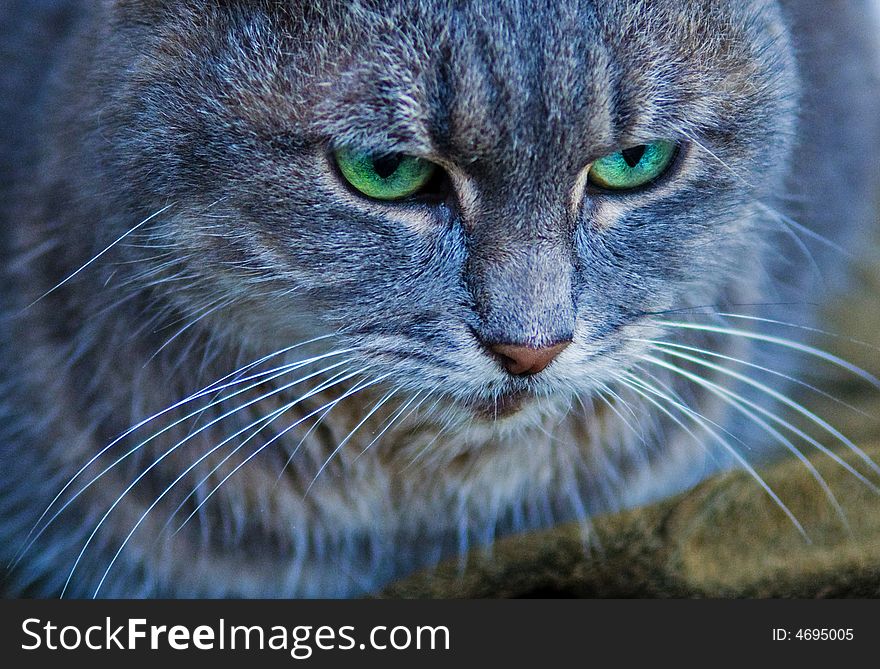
[91,366,367,597]
[10,335,342,569]
[755,202,851,257]
[352,390,427,462]
[305,378,397,496]
[144,298,234,366]
[641,352,854,526]
[710,313,880,354]
[173,369,389,537]
[593,384,648,448]
[646,346,880,478]
[617,370,808,539]
[633,338,870,418]
[656,320,880,389]
[20,352,350,578]
[165,366,359,534]
[24,203,176,310]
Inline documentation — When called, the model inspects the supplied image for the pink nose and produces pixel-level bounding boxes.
[489,341,570,376]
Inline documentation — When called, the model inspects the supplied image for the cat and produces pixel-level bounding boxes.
[1,0,879,598]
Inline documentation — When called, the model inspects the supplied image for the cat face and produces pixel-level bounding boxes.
[104,0,798,421]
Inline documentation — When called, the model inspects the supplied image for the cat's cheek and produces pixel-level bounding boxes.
[391,205,454,237]
[584,198,630,232]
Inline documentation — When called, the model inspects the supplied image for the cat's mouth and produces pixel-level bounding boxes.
[466,390,534,421]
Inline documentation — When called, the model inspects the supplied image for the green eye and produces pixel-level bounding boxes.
[334,147,437,201]
[588,141,678,191]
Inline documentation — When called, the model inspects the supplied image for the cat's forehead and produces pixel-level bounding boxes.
[308,0,790,166]
[135,0,793,178]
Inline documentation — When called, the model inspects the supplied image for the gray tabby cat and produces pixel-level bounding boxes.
[1,0,878,598]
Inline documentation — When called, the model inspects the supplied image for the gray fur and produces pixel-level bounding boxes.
[1,0,878,597]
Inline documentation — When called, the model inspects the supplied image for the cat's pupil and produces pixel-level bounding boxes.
[372,154,404,179]
[621,145,647,168]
